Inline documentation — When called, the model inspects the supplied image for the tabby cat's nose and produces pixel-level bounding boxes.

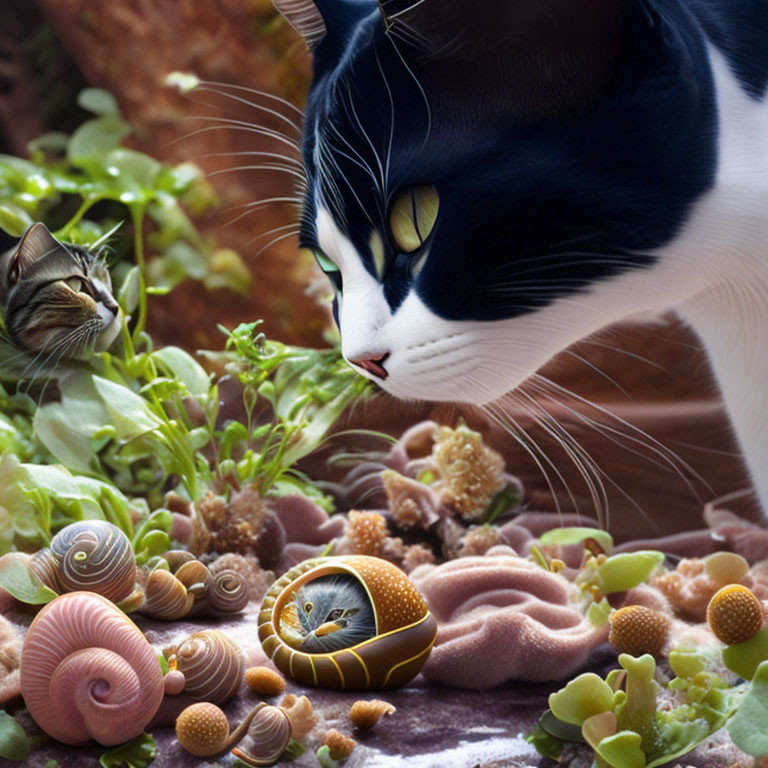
[350,352,390,380]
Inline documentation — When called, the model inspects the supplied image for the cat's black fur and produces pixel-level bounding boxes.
[295,0,765,321]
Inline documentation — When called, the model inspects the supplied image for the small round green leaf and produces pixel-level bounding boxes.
[0,711,31,761]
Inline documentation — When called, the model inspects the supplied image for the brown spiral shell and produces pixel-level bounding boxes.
[31,521,136,603]
[20,592,164,746]
[258,555,437,691]
[165,629,244,705]
[141,568,195,620]
[232,705,292,766]
[29,548,62,593]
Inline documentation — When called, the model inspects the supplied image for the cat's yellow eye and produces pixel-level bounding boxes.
[303,601,313,615]
[389,185,439,253]
[64,277,84,293]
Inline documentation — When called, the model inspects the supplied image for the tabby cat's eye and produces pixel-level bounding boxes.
[389,185,439,253]
[64,277,84,292]
[304,601,314,615]
[314,250,342,293]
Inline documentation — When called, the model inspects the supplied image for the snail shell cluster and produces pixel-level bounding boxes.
[258,555,437,690]
[164,629,244,704]
[20,592,164,746]
[29,521,138,603]
[139,550,249,620]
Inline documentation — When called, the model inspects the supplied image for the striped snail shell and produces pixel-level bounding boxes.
[258,555,438,691]
[141,567,195,620]
[139,554,248,620]
[31,521,136,602]
[20,592,164,746]
[232,704,292,767]
[188,569,250,617]
[29,548,62,593]
[165,629,244,705]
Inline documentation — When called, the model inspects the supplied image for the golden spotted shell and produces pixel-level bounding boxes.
[30,521,136,603]
[165,629,244,705]
[258,555,437,691]
[20,592,164,746]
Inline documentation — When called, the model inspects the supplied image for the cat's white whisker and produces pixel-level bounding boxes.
[194,80,305,118]
[190,86,303,135]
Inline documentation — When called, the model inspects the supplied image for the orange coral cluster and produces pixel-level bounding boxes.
[195,488,265,555]
[345,511,389,556]
[432,424,506,521]
[349,699,396,730]
[323,729,357,760]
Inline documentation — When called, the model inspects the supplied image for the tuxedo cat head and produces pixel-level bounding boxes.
[0,223,121,361]
[276,0,717,403]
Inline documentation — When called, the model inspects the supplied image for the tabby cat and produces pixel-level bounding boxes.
[271,0,768,514]
[0,223,120,367]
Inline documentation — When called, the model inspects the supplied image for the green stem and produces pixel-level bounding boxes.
[56,196,102,240]
[130,204,148,342]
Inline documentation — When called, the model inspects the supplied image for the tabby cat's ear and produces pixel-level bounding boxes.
[273,0,326,50]
[8,223,60,286]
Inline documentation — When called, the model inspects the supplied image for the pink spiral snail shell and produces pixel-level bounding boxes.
[20,591,164,746]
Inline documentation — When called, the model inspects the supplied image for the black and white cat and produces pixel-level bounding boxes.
[272,0,768,513]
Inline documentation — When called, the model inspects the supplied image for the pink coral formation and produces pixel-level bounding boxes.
[410,548,607,688]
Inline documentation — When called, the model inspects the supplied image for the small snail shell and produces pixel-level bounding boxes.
[175,560,210,596]
[141,568,194,620]
[190,569,249,616]
[20,592,164,746]
[165,629,244,704]
[29,548,62,593]
[32,521,136,602]
[232,704,292,767]
[175,702,289,764]
[139,555,248,620]
[258,555,437,691]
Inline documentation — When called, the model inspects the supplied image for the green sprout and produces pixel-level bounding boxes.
[535,652,743,768]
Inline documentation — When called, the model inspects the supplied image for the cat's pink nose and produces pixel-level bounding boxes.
[350,352,390,380]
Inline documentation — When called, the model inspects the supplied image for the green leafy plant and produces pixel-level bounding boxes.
[216,320,374,499]
[99,733,156,768]
[532,652,743,768]
[0,711,31,761]
[0,85,250,340]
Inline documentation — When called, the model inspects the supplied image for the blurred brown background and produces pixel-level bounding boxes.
[0,0,759,541]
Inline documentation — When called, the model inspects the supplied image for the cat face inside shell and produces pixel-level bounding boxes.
[0,223,121,361]
[281,0,719,403]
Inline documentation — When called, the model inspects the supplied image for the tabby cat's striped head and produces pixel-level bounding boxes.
[0,223,121,361]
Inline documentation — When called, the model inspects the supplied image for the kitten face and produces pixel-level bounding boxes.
[288,0,719,404]
[0,223,121,361]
